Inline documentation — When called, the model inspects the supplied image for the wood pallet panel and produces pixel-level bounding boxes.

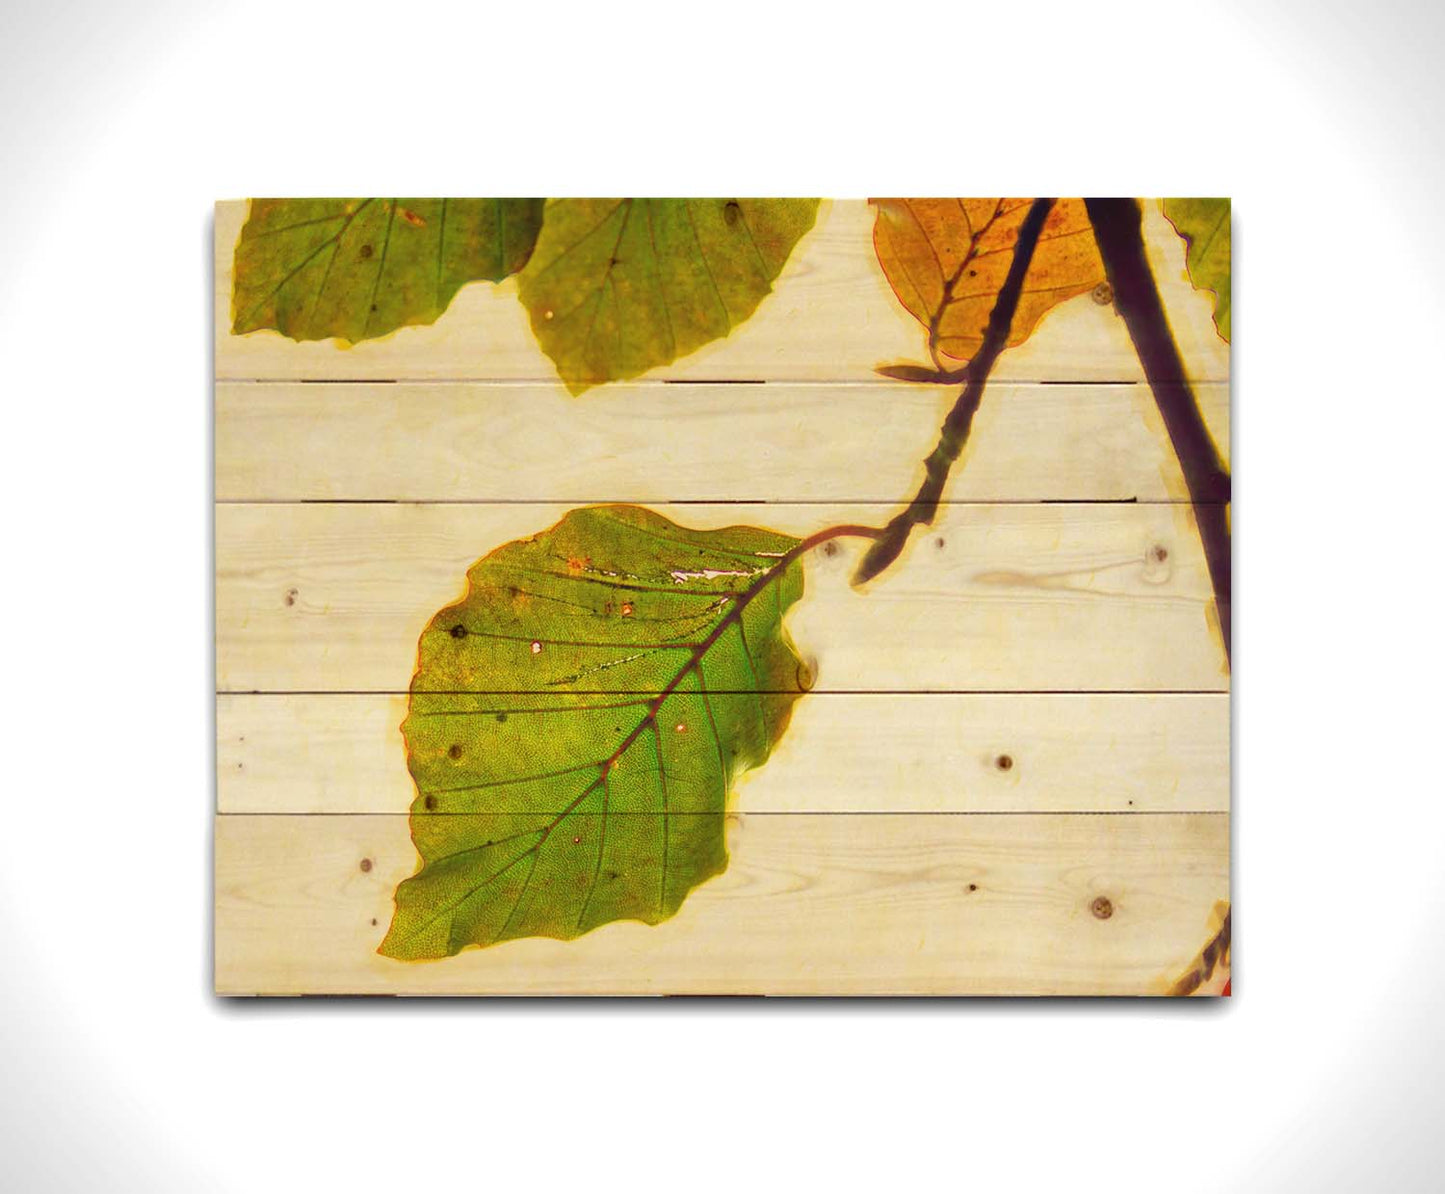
[213,195,1231,995]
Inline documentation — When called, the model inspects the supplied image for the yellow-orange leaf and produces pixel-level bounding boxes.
[870,198,1105,367]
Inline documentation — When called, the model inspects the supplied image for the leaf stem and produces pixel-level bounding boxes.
[1168,904,1231,996]
[853,198,1057,584]
[796,523,886,555]
[1083,199,1231,663]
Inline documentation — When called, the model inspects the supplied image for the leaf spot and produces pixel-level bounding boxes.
[450,624,468,639]
[448,744,463,760]
[620,602,634,617]
[530,640,543,654]
[669,567,752,584]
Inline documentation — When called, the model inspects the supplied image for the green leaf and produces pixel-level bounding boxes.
[1161,198,1231,342]
[516,198,819,393]
[380,505,813,960]
[231,198,544,343]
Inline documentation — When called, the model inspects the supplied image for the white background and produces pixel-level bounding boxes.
[3,0,1443,1189]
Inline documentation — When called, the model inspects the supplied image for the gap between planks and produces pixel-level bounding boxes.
[216,811,1228,817]
[221,377,1165,386]
[216,499,1221,507]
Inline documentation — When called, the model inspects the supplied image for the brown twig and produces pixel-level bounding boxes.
[1084,199,1231,663]
[853,199,1057,584]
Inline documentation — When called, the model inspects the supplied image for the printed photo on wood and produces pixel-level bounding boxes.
[214,197,1232,996]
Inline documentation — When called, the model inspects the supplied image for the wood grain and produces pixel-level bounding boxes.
[214,811,1228,995]
[216,380,1229,504]
[216,501,1229,694]
[214,200,1231,386]
[217,692,1228,815]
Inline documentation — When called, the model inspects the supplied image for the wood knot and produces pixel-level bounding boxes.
[1091,896,1113,920]
[995,753,1013,772]
[1091,281,1114,305]
[359,858,373,873]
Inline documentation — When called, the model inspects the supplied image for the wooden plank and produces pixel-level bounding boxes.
[216,380,1230,504]
[215,501,1228,694]
[215,200,1231,385]
[218,692,1229,814]
[214,811,1228,995]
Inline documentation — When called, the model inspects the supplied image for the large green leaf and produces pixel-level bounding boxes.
[231,198,544,342]
[1161,198,1231,342]
[516,198,819,393]
[380,505,813,960]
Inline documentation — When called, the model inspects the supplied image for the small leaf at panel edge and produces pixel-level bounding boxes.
[232,198,544,343]
[1161,198,1231,342]
[380,505,813,960]
[516,198,819,394]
